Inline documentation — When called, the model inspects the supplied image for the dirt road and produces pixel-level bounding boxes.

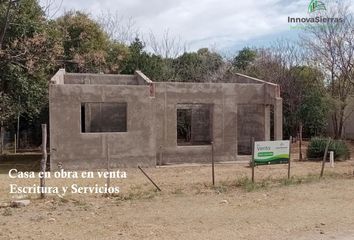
[1,161,354,240]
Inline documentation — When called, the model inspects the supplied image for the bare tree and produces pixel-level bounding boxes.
[272,38,305,68]
[97,10,139,44]
[300,1,354,138]
[41,0,63,18]
[148,29,186,58]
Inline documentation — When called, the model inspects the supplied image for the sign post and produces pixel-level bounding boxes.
[251,138,291,182]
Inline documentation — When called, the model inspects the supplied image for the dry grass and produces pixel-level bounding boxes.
[0,160,354,240]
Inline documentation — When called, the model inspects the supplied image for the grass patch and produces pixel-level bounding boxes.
[280,175,317,186]
[113,187,159,201]
[212,185,228,194]
[209,177,270,193]
[280,172,347,187]
[234,177,270,192]
[205,172,351,193]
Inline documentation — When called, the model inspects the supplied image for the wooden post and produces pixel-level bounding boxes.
[14,134,16,154]
[211,141,215,186]
[288,136,292,179]
[16,96,20,150]
[106,143,110,190]
[40,124,47,199]
[299,125,302,160]
[0,126,4,155]
[138,166,161,191]
[320,138,331,178]
[251,137,255,183]
[16,113,20,149]
[329,151,334,168]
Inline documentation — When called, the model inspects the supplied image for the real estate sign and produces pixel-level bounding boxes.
[254,140,290,165]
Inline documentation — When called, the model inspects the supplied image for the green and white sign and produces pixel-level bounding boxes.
[254,140,290,165]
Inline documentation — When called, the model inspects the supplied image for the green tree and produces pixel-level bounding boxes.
[0,92,16,125]
[121,37,165,80]
[239,47,329,138]
[232,47,256,71]
[56,11,128,73]
[105,40,130,73]
[301,1,353,138]
[121,37,145,74]
[289,66,329,137]
[0,0,61,127]
[173,48,223,82]
[122,41,223,82]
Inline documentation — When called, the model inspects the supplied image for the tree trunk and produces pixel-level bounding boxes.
[337,106,346,139]
[0,125,4,155]
[332,111,340,139]
[0,0,13,49]
[332,105,346,140]
[299,122,303,161]
[40,124,47,199]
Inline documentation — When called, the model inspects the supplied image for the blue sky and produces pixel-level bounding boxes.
[39,0,353,55]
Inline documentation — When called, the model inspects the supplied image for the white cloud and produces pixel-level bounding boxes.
[40,0,353,52]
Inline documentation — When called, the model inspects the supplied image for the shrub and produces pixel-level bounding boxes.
[307,137,350,160]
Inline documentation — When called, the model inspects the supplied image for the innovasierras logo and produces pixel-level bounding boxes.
[288,0,344,24]
[308,0,326,13]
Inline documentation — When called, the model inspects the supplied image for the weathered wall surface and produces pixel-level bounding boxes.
[154,83,237,164]
[64,73,139,85]
[153,82,280,165]
[49,70,283,169]
[49,84,156,170]
[237,104,265,154]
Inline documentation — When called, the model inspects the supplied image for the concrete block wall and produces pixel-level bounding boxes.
[237,104,265,154]
[49,69,283,169]
[49,83,156,170]
[153,82,281,165]
[154,83,237,164]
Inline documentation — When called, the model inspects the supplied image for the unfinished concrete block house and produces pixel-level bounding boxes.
[49,69,283,170]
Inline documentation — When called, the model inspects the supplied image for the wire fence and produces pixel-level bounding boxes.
[1,129,41,154]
